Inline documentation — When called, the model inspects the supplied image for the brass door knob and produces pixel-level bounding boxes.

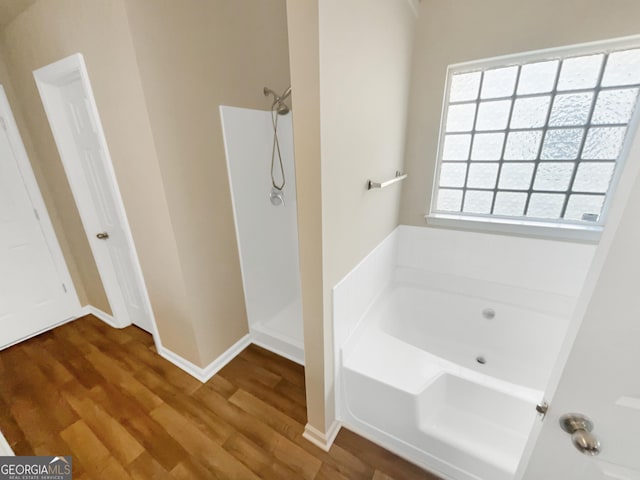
[559,413,601,456]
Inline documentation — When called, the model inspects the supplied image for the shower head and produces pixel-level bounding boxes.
[263,87,277,98]
[263,85,291,115]
[275,101,290,115]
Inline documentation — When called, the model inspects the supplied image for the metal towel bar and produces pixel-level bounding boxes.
[367,171,408,190]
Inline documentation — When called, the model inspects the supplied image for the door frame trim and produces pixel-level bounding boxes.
[33,53,160,342]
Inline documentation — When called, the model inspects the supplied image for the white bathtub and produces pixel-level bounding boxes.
[339,272,573,480]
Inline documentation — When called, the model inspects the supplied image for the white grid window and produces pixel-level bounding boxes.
[431,40,640,238]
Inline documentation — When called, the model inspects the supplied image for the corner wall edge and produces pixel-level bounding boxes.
[303,420,342,452]
[79,305,123,329]
[158,333,252,383]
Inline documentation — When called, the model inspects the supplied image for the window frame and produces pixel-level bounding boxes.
[426,35,640,243]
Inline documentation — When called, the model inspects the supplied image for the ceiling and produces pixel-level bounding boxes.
[0,0,36,31]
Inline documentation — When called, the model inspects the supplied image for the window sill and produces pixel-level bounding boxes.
[425,213,602,243]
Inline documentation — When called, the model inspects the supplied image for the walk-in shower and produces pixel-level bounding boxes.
[220,88,303,364]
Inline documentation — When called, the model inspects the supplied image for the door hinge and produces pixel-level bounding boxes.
[536,401,549,419]
[62,283,67,293]
[34,209,40,220]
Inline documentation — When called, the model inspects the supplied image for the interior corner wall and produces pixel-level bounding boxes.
[400,0,640,226]
[286,0,327,432]
[1,0,201,363]
[122,0,292,365]
[286,0,417,434]
[0,41,89,307]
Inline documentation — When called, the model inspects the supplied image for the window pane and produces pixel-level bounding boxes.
[436,44,640,230]
[592,88,639,124]
[582,127,626,159]
[602,49,640,87]
[470,133,505,160]
[540,128,584,160]
[481,66,518,99]
[517,60,558,94]
[526,193,566,219]
[436,189,463,212]
[510,96,551,129]
[498,163,534,190]
[446,103,476,132]
[439,163,467,187]
[493,192,528,216]
[533,162,575,191]
[572,162,616,193]
[463,190,494,214]
[467,163,499,188]
[442,134,472,160]
[476,100,511,130]
[564,194,605,221]
[504,130,543,160]
[557,54,603,91]
[450,71,482,102]
[549,92,593,126]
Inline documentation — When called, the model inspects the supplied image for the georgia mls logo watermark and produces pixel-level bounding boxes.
[0,456,72,480]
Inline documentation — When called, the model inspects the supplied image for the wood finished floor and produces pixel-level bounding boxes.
[0,315,439,479]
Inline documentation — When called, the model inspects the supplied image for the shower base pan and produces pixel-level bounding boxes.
[251,299,304,365]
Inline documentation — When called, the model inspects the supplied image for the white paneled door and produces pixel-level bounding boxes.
[34,54,155,334]
[58,77,150,332]
[0,87,79,349]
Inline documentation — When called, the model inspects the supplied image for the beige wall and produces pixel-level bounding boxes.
[123,0,291,364]
[320,0,415,286]
[400,0,640,226]
[0,41,89,308]
[287,0,416,432]
[286,0,327,432]
[1,0,199,361]
[0,0,36,30]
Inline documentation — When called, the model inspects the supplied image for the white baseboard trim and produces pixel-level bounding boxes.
[251,337,304,366]
[250,322,305,366]
[303,420,342,452]
[79,305,121,329]
[0,430,14,456]
[158,334,252,383]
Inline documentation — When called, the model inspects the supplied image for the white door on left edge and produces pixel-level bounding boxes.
[0,100,78,349]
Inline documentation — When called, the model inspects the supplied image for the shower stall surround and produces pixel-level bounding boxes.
[221,106,303,364]
[334,225,596,480]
